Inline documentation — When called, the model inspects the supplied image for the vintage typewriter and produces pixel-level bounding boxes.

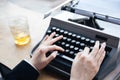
[31,1,120,80]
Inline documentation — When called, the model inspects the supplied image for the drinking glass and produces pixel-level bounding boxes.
[9,16,31,46]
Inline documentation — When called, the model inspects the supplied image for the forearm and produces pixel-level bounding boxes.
[5,60,39,80]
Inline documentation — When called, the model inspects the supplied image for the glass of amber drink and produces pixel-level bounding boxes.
[9,16,31,46]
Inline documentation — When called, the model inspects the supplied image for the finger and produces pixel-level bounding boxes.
[96,42,106,60]
[42,35,49,42]
[98,51,106,66]
[47,45,64,52]
[46,51,57,63]
[90,41,100,57]
[75,52,82,59]
[50,35,63,44]
[83,47,90,55]
[48,32,56,40]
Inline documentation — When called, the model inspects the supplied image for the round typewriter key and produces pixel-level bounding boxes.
[85,38,90,45]
[68,32,72,37]
[70,51,74,55]
[74,47,79,52]
[79,49,83,52]
[51,27,56,31]
[90,47,93,52]
[71,40,76,44]
[69,51,75,58]
[72,34,77,38]
[61,42,65,49]
[67,38,72,42]
[62,37,67,41]
[76,41,80,46]
[56,28,60,32]
[76,35,81,40]
[80,43,85,49]
[65,44,70,48]
[55,34,59,37]
[81,37,86,42]
[61,42,65,46]
[64,31,68,36]
[65,49,70,54]
[85,38,90,42]
[60,29,64,34]
[90,40,95,46]
[70,45,74,50]
[46,30,52,35]
[55,41,61,46]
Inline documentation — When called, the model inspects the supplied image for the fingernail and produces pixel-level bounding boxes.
[102,42,106,47]
[54,51,58,54]
[53,51,58,56]
[60,35,63,38]
[96,40,99,43]
[53,32,56,34]
[61,35,63,37]
[62,48,65,52]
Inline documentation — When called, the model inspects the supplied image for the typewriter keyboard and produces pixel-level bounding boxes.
[46,27,112,65]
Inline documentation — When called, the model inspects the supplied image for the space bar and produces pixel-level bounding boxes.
[58,54,74,62]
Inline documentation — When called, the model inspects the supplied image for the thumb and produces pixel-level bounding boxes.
[46,51,57,63]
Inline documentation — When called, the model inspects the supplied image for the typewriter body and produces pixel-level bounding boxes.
[32,1,120,80]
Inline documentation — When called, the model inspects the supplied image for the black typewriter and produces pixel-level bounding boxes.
[31,2,120,80]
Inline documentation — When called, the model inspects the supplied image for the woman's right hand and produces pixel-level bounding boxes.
[70,41,106,80]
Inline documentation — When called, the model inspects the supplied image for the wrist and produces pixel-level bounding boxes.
[70,77,79,80]
[30,59,40,71]
[70,74,92,80]
[25,58,40,73]
[70,74,81,80]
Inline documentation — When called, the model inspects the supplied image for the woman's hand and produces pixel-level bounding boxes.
[70,41,106,80]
